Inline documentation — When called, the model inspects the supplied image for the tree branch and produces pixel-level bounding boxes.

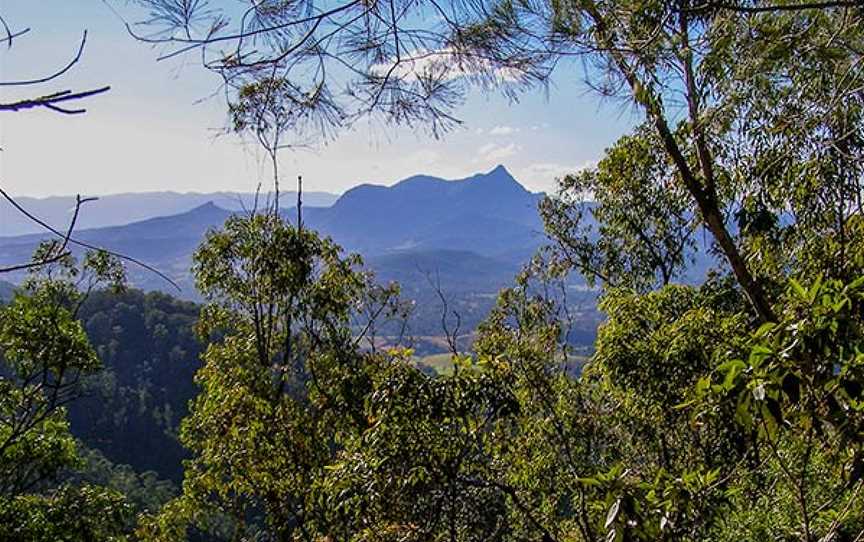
[0,31,89,87]
[684,1,863,14]
[0,186,181,291]
[0,86,110,115]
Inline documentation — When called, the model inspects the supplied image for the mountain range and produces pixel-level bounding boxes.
[0,166,580,339]
[0,190,339,237]
[305,165,544,256]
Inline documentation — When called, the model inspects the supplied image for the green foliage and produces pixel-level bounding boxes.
[541,125,697,292]
[528,4,864,538]
[1,251,111,494]
[119,3,864,541]
[0,484,131,542]
[0,248,133,540]
[323,354,520,541]
[697,275,864,445]
[228,76,341,150]
[70,446,177,520]
[679,274,864,541]
[141,213,404,541]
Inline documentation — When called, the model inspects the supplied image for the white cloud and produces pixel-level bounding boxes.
[488,125,519,136]
[371,46,523,84]
[477,143,497,155]
[405,149,442,166]
[515,161,596,193]
[476,142,522,163]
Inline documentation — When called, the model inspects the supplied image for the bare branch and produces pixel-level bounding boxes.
[684,1,863,14]
[0,195,95,273]
[0,186,181,291]
[0,86,111,115]
[0,31,89,87]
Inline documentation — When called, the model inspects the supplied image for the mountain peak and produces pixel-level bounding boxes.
[488,164,510,176]
[472,164,528,194]
[477,164,516,183]
[188,201,223,214]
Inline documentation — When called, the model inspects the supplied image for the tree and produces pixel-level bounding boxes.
[540,124,698,292]
[127,0,547,141]
[0,245,132,541]
[688,274,864,541]
[138,211,404,541]
[529,4,864,539]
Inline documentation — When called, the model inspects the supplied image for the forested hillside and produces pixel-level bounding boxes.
[72,290,201,483]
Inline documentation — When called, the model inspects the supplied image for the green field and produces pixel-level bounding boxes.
[414,353,456,376]
[415,352,590,377]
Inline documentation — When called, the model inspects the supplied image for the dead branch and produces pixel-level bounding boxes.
[0,194,95,273]
[0,86,111,115]
[0,186,181,291]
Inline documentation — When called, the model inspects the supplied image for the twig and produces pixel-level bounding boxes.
[0,194,95,273]
[0,86,111,115]
[0,31,89,87]
[0,186,181,291]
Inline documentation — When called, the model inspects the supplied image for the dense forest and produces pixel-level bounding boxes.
[71,290,201,483]
[4,1,864,541]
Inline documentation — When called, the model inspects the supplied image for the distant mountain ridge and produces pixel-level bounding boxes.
[303,165,544,256]
[0,190,339,237]
[0,280,14,302]
[0,165,568,338]
[0,165,545,291]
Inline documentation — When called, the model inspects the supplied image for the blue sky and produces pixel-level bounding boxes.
[0,1,635,197]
